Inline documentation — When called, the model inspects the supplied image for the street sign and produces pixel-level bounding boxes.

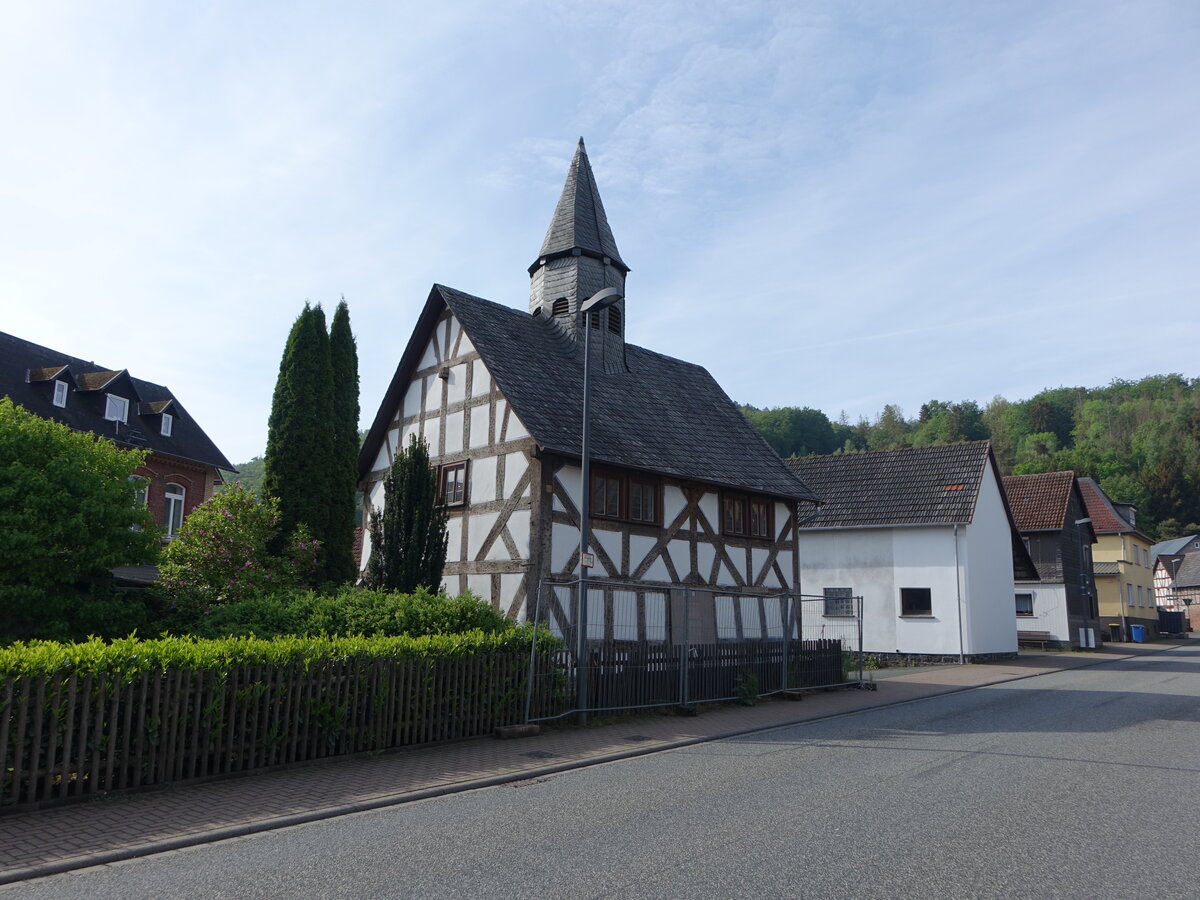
[580,551,595,568]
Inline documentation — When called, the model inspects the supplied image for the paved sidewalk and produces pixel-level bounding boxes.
[0,640,1187,885]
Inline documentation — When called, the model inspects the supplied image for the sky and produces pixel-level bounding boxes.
[3,0,1198,466]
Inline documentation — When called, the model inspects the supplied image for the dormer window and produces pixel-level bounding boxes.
[53,380,69,408]
[105,394,129,423]
[161,413,173,436]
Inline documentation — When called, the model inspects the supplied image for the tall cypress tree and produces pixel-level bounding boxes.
[263,304,335,569]
[363,435,448,593]
[326,299,360,584]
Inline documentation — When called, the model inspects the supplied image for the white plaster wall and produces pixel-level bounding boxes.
[500,574,523,616]
[444,410,464,454]
[668,540,691,582]
[495,399,509,438]
[469,404,490,450]
[506,509,531,558]
[698,493,719,531]
[423,376,439,413]
[1016,584,1068,641]
[752,548,770,584]
[507,412,530,440]
[418,341,438,371]
[642,555,671,583]
[696,543,715,582]
[470,456,497,504]
[891,527,963,655]
[446,363,467,405]
[459,333,475,356]
[774,503,789,539]
[557,467,582,514]
[468,511,499,561]
[471,359,490,396]
[629,535,656,573]
[962,466,1019,654]
[402,381,422,419]
[467,574,491,603]
[593,529,622,577]
[503,452,527,498]
[663,485,687,525]
[444,517,463,563]
[421,416,440,453]
[552,522,578,574]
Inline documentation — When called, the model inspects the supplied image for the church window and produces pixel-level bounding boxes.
[440,462,468,506]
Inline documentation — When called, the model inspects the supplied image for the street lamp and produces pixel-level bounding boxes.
[576,286,622,723]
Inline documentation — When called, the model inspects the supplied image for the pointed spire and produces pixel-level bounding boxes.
[535,138,627,271]
[528,139,630,356]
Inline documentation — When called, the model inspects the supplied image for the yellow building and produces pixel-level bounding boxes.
[1080,478,1156,640]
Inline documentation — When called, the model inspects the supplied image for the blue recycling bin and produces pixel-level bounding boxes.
[1130,624,1146,643]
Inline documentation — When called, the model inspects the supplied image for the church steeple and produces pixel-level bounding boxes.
[529,138,629,349]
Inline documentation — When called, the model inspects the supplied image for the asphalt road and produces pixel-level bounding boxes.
[6,646,1200,899]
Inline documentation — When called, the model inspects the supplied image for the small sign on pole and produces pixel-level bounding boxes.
[580,551,595,569]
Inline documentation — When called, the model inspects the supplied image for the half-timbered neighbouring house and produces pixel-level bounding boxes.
[358,140,821,633]
[786,442,1036,662]
[1001,471,1101,649]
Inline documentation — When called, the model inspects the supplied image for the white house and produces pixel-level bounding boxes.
[357,140,820,637]
[786,442,1035,662]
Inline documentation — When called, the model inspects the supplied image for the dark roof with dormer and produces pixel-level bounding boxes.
[1002,471,1078,532]
[1078,477,1152,541]
[360,285,818,503]
[1,331,235,472]
[529,138,628,275]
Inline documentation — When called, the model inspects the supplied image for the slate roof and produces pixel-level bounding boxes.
[1078,477,1151,540]
[361,286,819,503]
[1176,553,1200,589]
[531,138,628,274]
[1,331,235,472]
[1002,471,1076,531]
[1152,535,1200,558]
[784,442,996,527]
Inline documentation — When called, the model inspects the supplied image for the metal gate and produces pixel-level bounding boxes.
[523,580,864,722]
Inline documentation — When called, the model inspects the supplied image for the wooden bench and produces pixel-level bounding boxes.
[1017,630,1058,650]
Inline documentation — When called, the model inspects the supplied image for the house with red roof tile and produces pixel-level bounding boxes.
[1002,471,1101,649]
[1078,478,1157,641]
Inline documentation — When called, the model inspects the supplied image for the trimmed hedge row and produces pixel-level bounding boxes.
[1,629,564,808]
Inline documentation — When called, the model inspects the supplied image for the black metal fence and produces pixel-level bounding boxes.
[524,582,863,721]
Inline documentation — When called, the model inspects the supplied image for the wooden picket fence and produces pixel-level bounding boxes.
[0,652,555,809]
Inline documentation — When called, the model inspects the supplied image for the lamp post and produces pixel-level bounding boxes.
[576,286,622,723]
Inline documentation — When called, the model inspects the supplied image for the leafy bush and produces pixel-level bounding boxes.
[0,398,158,642]
[171,586,511,640]
[156,485,319,617]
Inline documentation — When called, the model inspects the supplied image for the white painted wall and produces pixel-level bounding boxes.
[961,466,1019,654]
[1015,584,1068,640]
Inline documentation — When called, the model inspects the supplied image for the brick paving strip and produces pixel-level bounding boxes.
[0,641,1187,885]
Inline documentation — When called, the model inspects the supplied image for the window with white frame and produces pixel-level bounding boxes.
[1126,583,1134,608]
[1015,592,1034,617]
[163,483,185,538]
[161,413,173,437]
[53,380,69,407]
[104,394,129,423]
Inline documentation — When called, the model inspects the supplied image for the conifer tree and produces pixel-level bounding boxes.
[326,299,360,584]
[363,435,449,594]
[263,304,335,569]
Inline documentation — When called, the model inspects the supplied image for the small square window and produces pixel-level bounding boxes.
[824,588,855,617]
[1015,592,1034,616]
[161,413,173,436]
[900,587,932,617]
[440,462,467,506]
[53,380,69,407]
[104,394,128,423]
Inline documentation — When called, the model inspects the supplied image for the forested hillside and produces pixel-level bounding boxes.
[742,374,1200,541]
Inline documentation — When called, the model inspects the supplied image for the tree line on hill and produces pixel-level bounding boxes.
[741,373,1200,541]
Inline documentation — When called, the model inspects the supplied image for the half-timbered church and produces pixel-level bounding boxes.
[358,140,819,632]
